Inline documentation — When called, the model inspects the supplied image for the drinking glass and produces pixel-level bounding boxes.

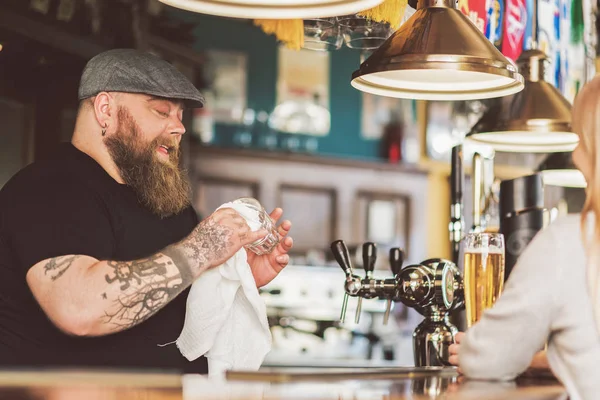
[302,18,343,51]
[232,197,280,255]
[463,233,505,327]
[338,15,394,51]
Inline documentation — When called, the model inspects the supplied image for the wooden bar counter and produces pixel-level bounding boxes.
[0,367,566,399]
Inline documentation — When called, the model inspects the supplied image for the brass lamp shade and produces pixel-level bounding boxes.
[537,152,586,188]
[467,50,578,152]
[351,0,524,100]
[158,0,384,19]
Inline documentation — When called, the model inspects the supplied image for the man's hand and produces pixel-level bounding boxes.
[246,208,293,288]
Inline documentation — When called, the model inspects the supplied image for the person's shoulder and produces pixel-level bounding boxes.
[526,214,585,263]
[541,214,583,244]
[509,214,585,290]
[517,214,582,259]
[546,214,581,231]
[0,158,58,199]
[0,144,105,204]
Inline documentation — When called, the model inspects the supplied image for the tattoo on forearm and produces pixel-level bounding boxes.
[105,254,169,290]
[102,254,186,329]
[181,216,234,271]
[44,255,80,281]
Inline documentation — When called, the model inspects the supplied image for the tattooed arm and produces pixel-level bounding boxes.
[25,208,267,336]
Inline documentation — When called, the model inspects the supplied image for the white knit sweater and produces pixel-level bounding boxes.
[459,215,600,400]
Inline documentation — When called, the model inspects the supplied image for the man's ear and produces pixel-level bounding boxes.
[93,92,117,134]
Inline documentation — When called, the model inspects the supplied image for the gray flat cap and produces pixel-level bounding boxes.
[78,49,205,108]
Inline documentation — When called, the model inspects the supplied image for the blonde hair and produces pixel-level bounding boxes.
[573,75,600,332]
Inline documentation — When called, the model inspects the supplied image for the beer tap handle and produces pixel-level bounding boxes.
[355,297,363,324]
[384,248,403,325]
[355,242,376,324]
[362,242,377,278]
[390,248,404,276]
[383,299,392,325]
[331,240,356,324]
[331,240,354,278]
[340,293,349,323]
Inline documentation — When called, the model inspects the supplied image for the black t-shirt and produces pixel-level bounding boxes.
[0,143,207,373]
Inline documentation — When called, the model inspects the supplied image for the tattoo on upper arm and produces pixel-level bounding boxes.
[102,254,186,329]
[101,216,236,331]
[43,255,80,281]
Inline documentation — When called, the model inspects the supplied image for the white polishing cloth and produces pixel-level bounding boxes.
[175,202,272,378]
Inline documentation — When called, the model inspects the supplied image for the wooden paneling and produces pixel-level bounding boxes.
[190,145,431,266]
[278,184,337,252]
[356,191,410,249]
[193,177,259,219]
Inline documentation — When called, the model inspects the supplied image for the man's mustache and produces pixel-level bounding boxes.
[153,138,180,156]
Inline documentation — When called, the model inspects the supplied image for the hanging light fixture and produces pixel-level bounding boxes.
[157,0,385,19]
[537,152,587,188]
[350,0,524,100]
[465,0,578,152]
[466,49,578,152]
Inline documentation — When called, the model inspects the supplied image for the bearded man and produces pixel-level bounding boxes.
[0,49,293,373]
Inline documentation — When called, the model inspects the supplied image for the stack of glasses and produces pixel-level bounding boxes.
[302,15,394,52]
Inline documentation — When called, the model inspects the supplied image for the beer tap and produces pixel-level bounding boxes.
[331,240,361,323]
[384,248,404,325]
[472,152,484,233]
[357,242,377,323]
[332,240,465,367]
[449,145,464,265]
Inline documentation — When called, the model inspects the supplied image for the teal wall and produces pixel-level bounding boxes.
[170,11,380,161]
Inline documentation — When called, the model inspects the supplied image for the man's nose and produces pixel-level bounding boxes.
[169,116,186,136]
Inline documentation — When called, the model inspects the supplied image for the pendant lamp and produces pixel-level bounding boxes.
[465,0,578,152]
[466,50,578,152]
[158,0,385,19]
[350,0,524,100]
[537,152,586,188]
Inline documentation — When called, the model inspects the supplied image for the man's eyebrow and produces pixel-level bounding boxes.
[146,96,184,110]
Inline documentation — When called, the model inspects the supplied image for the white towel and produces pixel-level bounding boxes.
[175,202,272,377]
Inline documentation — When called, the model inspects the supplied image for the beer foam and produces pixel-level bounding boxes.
[464,247,504,254]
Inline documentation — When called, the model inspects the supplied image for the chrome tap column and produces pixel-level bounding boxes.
[331,241,464,367]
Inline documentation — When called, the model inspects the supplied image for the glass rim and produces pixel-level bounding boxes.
[303,18,337,28]
[344,37,388,50]
[337,16,392,28]
[463,232,504,239]
[463,232,504,253]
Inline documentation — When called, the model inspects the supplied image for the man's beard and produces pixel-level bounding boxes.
[104,107,191,218]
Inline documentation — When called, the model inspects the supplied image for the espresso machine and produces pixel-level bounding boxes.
[499,173,547,280]
[331,241,464,367]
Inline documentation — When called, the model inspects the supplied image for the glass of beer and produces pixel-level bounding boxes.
[463,232,505,327]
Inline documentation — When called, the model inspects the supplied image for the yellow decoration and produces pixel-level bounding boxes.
[254,0,408,50]
[254,19,304,50]
[357,0,408,28]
